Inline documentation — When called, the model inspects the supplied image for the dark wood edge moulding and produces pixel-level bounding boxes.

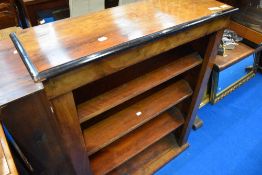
[9,8,238,82]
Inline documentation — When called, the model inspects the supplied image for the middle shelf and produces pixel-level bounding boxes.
[83,79,193,156]
[77,52,202,123]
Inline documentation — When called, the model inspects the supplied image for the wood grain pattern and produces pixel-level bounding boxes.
[44,17,230,99]
[15,0,233,75]
[214,42,254,71]
[51,92,92,175]
[73,44,195,106]
[0,123,18,175]
[229,20,262,45]
[0,38,43,107]
[83,80,192,155]
[77,52,202,123]
[109,134,189,175]
[1,91,77,174]
[0,27,20,40]
[179,30,224,145]
[90,109,184,175]
[0,1,235,174]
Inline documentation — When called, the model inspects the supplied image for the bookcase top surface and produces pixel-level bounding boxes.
[0,39,43,107]
[12,0,237,81]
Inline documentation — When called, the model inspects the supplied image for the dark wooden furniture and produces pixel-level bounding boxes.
[229,21,262,72]
[18,0,68,26]
[219,0,262,73]
[0,37,75,175]
[105,0,118,8]
[0,0,18,29]
[210,19,262,104]
[229,21,262,45]
[211,42,256,103]
[0,0,236,174]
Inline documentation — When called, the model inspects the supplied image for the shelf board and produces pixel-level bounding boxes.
[77,53,201,123]
[90,109,184,175]
[83,80,192,155]
[214,42,254,71]
[109,134,189,175]
[229,20,262,45]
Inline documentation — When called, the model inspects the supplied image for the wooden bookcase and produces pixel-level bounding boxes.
[0,1,236,174]
[73,46,201,174]
[52,37,221,174]
[46,29,225,174]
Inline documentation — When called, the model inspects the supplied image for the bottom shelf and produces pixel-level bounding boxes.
[109,134,189,175]
[90,108,184,175]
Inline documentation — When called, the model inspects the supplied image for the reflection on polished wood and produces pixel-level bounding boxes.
[44,17,229,99]
[0,124,18,175]
[0,39,43,107]
[15,0,233,79]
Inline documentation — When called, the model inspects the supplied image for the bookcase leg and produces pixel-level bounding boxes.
[51,92,92,175]
[178,30,224,145]
[192,116,203,130]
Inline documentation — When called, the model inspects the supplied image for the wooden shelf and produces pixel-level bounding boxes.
[214,42,254,71]
[109,133,189,175]
[90,108,184,175]
[229,20,262,45]
[83,80,192,155]
[77,53,201,123]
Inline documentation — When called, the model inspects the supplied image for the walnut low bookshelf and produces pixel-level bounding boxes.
[0,0,236,174]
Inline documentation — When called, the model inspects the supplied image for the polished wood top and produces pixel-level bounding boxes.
[12,0,236,81]
[0,39,43,107]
